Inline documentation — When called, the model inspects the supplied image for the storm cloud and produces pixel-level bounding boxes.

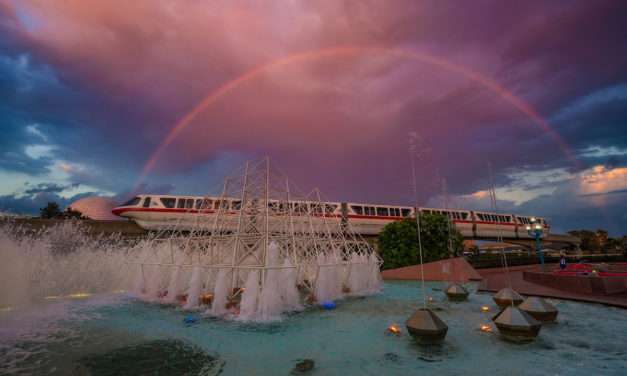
[1,1,626,234]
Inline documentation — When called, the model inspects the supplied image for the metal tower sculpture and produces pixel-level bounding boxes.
[129,157,382,321]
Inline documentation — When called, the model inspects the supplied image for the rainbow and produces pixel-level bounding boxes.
[135,46,576,190]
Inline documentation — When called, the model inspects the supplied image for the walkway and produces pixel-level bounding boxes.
[477,264,627,309]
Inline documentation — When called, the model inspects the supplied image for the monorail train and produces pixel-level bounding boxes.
[112,194,549,239]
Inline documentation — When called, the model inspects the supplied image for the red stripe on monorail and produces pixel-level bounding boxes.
[112,207,548,228]
[112,207,219,215]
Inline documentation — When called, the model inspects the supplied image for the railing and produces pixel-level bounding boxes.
[466,253,627,269]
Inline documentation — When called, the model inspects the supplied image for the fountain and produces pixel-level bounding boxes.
[128,158,382,321]
[493,306,542,343]
[493,287,524,308]
[519,296,559,323]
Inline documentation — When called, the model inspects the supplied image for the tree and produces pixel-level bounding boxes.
[40,202,61,219]
[568,230,597,253]
[596,229,609,254]
[61,208,85,219]
[568,229,613,254]
[378,213,464,270]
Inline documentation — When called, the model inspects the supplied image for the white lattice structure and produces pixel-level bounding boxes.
[130,158,382,321]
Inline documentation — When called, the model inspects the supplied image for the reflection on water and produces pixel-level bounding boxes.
[76,339,223,376]
[1,281,627,375]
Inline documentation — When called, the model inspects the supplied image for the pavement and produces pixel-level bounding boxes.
[382,259,627,308]
[381,257,483,282]
[477,263,627,309]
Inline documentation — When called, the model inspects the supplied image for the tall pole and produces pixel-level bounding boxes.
[535,229,544,271]
[409,132,426,309]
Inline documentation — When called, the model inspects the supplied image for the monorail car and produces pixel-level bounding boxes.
[112,194,549,239]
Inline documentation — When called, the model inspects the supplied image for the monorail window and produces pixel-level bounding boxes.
[477,213,484,221]
[123,197,141,206]
[292,203,308,214]
[279,202,289,212]
[377,207,389,216]
[232,200,242,210]
[160,197,176,208]
[314,204,326,215]
[461,213,468,220]
[390,208,401,217]
[142,197,151,208]
[402,208,411,217]
[196,198,212,210]
[325,204,337,213]
[217,200,230,210]
[268,202,278,212]
[351,206,363,215]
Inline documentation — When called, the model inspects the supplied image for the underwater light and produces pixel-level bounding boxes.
[0,306,13,312]
[480,324,492,333]
[44,295,61,300]
[386,324,401,336]
[68,292,92,299]
[481,306,490,312]
[199,293,213,305]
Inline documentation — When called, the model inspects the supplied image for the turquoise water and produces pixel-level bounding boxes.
[2,281,626,375]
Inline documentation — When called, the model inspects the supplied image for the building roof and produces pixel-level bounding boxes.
[66,196,118,220]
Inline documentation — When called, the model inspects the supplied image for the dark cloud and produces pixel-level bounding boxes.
[23,182,79,195]
[579,189,627,198]
[1,1,626,233]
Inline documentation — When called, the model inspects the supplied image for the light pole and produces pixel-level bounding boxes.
[526,217,545,271]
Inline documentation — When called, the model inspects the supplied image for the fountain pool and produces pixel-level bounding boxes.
[1,281,626,375]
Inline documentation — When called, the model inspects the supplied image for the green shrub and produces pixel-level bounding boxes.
[378,214,463,270]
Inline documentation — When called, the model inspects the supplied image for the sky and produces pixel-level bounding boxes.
[1,0,626,235]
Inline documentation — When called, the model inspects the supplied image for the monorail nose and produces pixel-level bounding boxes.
[112,207,125,216]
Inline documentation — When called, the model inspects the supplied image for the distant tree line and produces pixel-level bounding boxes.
[40,201,85,220]
[568,229,627,255]
[377,213,464,270]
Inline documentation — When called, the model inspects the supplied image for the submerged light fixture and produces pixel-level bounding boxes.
[445,283,469,301]
[493,306,541,343]
[519,296,558,323]
[493,287,524,308]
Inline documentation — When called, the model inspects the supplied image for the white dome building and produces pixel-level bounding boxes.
[66,196,119,221]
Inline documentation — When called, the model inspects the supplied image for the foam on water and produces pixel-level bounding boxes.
[210,269,231,317]
[0,220,382,326]
[239,270,260,320]
[183,266,203,310]
[279,258,302,312]
[0,221,135,309]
